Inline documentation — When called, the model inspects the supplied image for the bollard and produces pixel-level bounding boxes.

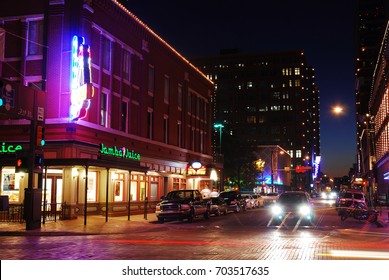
[144,197,148,220]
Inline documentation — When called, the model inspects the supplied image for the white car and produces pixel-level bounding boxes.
[261,192,279,205]
[241,194,256,209]
[252,194,265,207]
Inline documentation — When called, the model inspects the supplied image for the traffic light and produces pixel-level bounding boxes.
[36,125,45,147]
[296,166,305,173]
[15,155,29,173]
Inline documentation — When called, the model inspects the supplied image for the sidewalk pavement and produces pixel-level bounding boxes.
[0,212,158,236]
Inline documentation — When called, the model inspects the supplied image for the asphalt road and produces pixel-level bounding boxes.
[1,199,389,260]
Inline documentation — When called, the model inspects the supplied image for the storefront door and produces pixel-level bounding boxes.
[43,176,63,211]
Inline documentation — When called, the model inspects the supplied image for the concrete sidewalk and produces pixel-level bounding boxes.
[0,213,158,236]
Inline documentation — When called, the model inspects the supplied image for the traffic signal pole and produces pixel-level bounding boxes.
[24,90,43,230]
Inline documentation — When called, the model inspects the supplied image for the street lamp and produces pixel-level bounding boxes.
[213,123,224,155]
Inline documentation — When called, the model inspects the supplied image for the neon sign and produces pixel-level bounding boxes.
[99,143,140,161]
[70,35,94,121]
[0,142,22,154]
[187,163,206,175]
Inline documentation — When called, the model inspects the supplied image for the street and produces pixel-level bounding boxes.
[0,198,388,260]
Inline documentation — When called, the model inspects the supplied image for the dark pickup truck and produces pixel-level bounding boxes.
[155,190,210,223]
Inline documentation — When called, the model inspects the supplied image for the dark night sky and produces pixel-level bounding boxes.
[121,0,356,178]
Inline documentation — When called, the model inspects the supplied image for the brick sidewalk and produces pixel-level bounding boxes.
[0,213,158,236]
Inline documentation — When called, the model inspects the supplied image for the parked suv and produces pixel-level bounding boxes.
[336,189,366,213]
[155,190,210,223]
[219,190,247,212]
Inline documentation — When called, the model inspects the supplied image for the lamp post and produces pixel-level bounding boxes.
[213,123,224,155]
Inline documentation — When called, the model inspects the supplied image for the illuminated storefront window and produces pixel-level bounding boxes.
[1,169,23,202]
[86,171,97,202]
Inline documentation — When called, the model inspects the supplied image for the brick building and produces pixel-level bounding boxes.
[0,0,214,219]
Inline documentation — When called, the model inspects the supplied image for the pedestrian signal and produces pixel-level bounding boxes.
[34,154,44,170]
[15,155,29,173]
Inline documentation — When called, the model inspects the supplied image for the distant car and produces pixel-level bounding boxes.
[270,191,314,223]
[336,189,366,212]
[261,192,279,205]
[252,194,265,207]
[207,197,228,216]
[320,191,337,200]
[219,190,247,212]
[155,190,210,223]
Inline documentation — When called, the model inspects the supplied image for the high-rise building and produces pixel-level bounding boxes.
[355,0,389,178]
[370,20,389,202]
[191,50,320,191]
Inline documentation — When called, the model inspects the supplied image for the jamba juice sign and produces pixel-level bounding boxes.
[99,143,140,161]
[0,142,22,154]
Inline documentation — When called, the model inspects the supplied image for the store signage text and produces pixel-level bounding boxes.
[99,143,140,161]
[187,161,206,175]
[0,142,22,154]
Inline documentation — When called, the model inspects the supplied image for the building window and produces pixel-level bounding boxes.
[295,79,300,87]
[28,81,44,91]
[247,116,256,124]
[27,20,44,56]
[121,101,128,133]
[122,49,131,81]
[100,93,107,126]
[200,132,204,154]
[187,93,192,113]
[177,121,182,147]
[204,103,207,121]
[296,150,302,158]
[164,75,170,103]
[148,65,154,95]
[147,109,153,139]
[178,84,182,109]
[164,115,169,144]
[114,178,124,202]
[191,128,195,151]
[294,67,300,75]
[196,97,200,117]
[102,36,111,71]
[87,172,97,202]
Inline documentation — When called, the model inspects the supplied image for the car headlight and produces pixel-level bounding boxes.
[272,205,283,215]
[321,192,327,199]
[299,205,312,216]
